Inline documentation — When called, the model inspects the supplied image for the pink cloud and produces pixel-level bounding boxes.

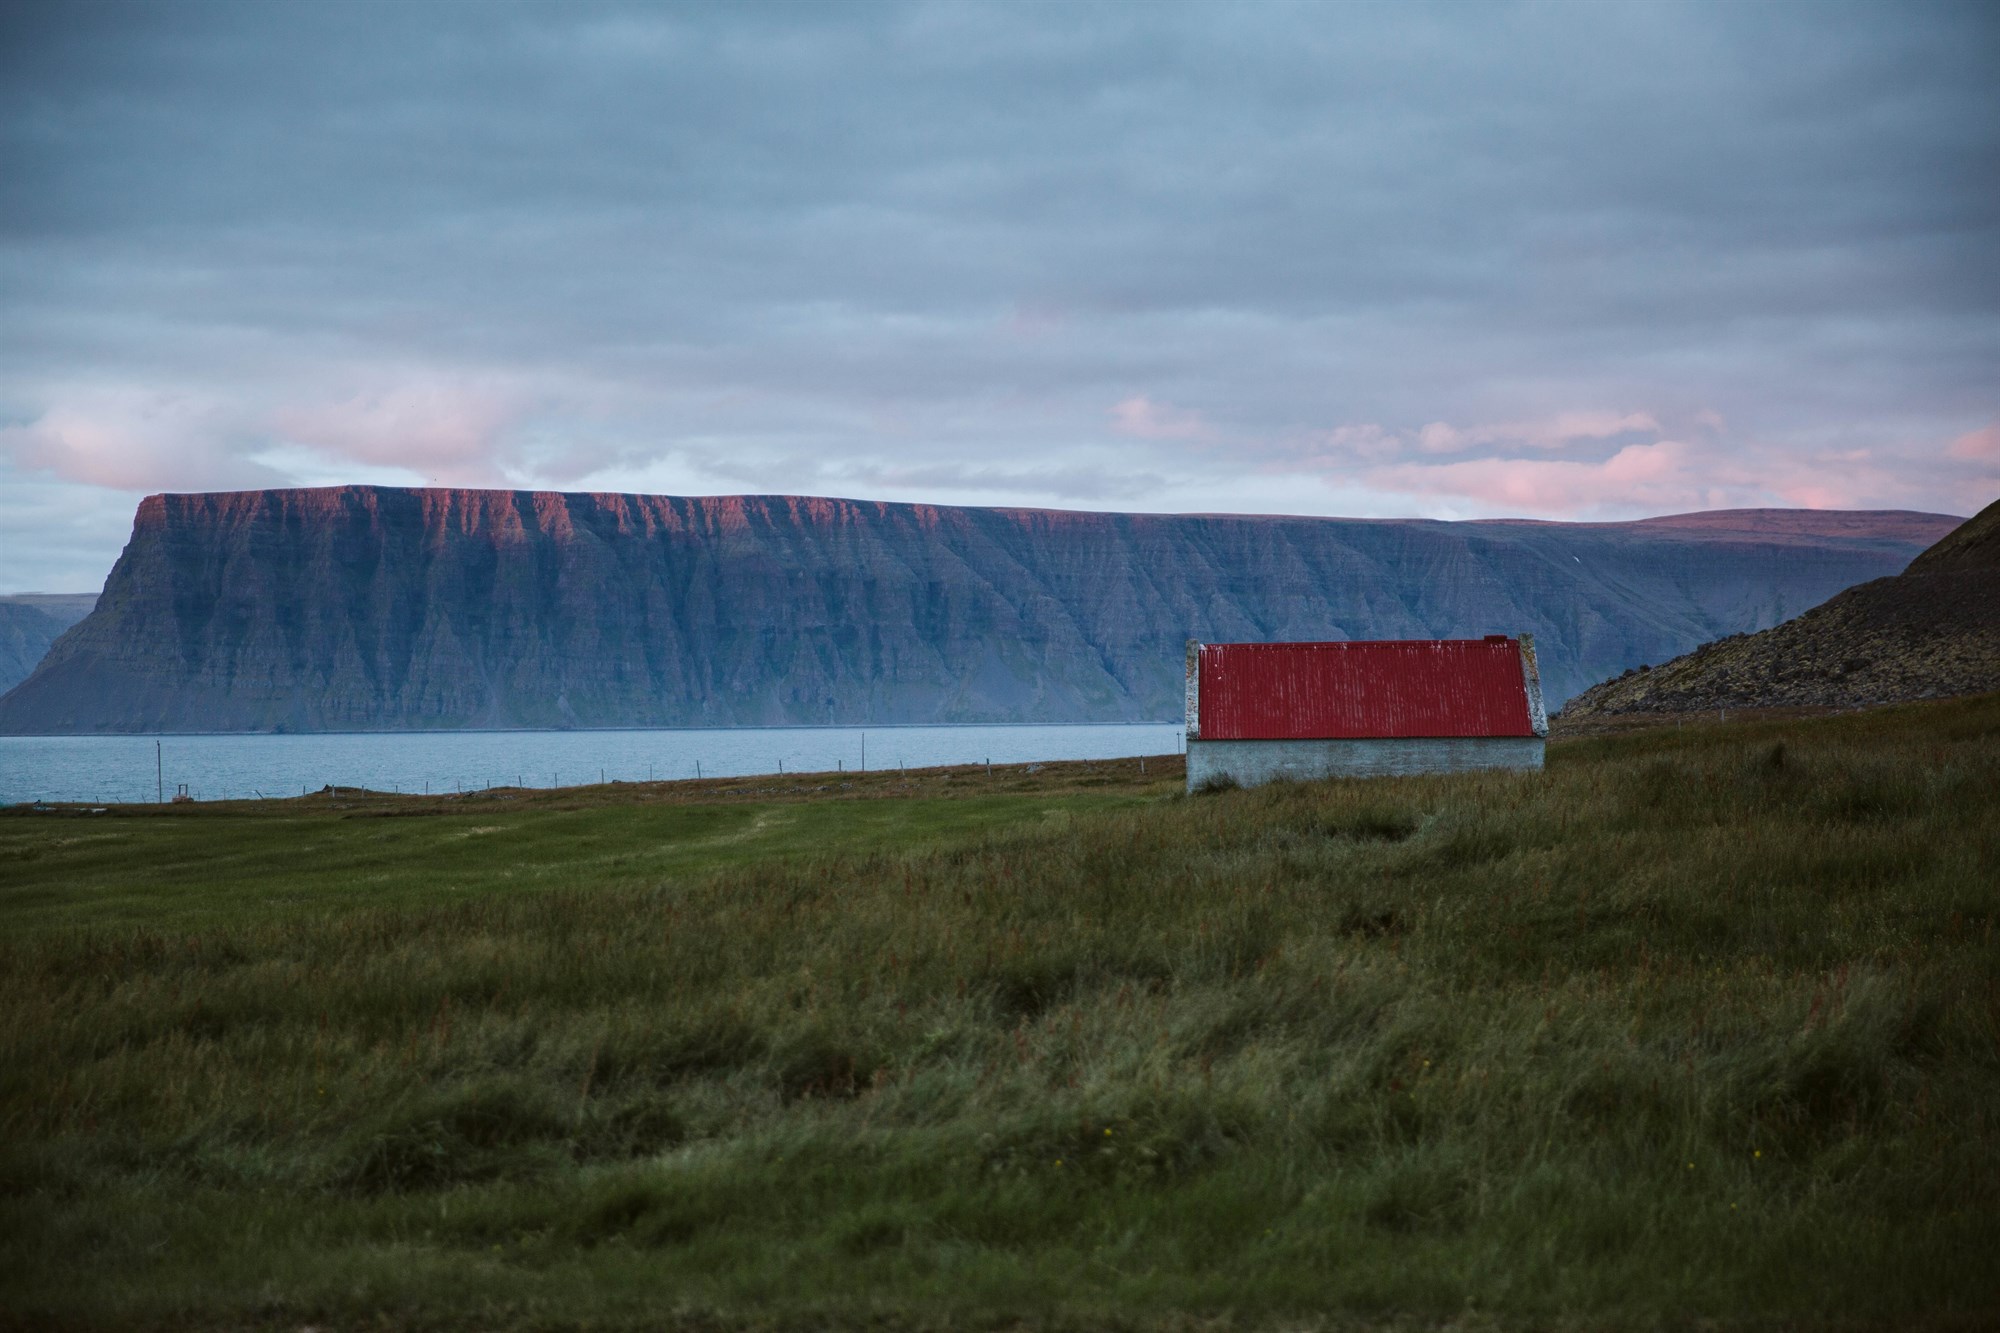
[1419,410,1663,454]
[1369,440,1712,515]
[1360,424,2000,519]
[269,381,522,483]
[1110,395,1209,441]
[1313,409,1667,462]
[1416,422,1464,453]
[0,376,540,494]
[1948,425,2000,460]
[1274,409,1996,519]
[1755,431,1995,512]
[0,392,275,492]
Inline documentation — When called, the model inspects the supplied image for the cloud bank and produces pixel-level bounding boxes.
[1,0,1996,588]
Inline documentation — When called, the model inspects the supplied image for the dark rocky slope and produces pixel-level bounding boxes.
[0,487,1958,733]
[0,594,99,695]
[1563,496,2000,718]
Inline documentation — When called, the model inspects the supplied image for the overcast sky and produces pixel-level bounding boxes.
[3,0,1996,591]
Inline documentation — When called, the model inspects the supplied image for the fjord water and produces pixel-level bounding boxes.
[0,723,1185,805]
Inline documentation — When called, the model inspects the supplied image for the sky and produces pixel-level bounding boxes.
[2,0,1997,592]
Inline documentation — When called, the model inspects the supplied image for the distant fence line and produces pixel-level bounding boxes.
[3,725,1188,806]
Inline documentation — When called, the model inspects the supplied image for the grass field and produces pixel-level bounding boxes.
[3,701,1998,1330]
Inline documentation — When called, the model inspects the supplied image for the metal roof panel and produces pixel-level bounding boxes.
[1194,638,1539,739]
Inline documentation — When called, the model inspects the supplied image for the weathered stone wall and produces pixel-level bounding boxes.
[1187,736,1544,790]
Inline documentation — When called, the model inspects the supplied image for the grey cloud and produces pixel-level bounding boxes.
[1,0,1997,589]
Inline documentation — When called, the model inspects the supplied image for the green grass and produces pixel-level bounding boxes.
[2,706,1997,1330]
[0,763,1165,933]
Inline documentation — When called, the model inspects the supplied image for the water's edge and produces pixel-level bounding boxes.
[0,724,1188,806]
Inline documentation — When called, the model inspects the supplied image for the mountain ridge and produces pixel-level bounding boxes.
[0,486,1959,734]
[1562,497,2000,717]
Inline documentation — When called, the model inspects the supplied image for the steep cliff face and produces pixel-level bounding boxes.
[0,594,99,695]
[0,487,1959,733]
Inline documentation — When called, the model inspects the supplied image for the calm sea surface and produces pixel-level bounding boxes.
[0,724,1186,805]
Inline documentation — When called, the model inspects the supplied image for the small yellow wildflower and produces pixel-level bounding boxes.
[1105,1128,1113,1136]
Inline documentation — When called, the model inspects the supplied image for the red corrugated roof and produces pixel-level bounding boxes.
[1195,638,1537,740]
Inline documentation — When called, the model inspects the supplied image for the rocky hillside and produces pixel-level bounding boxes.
[1563,497,2000,718]
[0,594,98,695]
[0,487,1957,733]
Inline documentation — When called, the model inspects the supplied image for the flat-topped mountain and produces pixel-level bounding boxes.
[1563,496,2000,718]
[0,487,1958,733]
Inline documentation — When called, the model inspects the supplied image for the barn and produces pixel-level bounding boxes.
[1184,636,1548,791]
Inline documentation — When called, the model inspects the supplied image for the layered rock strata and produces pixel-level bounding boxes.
[0,487,1959,733]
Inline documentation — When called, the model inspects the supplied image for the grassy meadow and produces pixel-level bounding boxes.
[2,701,1998,1329]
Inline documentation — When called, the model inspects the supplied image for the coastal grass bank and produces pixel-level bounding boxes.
[1,697,1997,1329]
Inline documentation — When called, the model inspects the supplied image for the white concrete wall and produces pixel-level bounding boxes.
[1187,736,1544,790]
